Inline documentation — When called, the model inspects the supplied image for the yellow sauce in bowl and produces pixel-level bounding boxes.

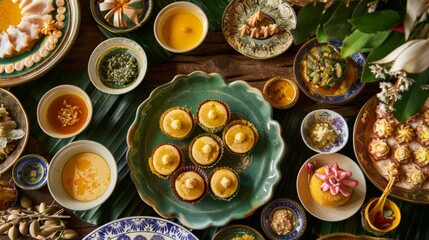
[264,77,299,109]
[61,153,111,201]
[0,0,22,32]
[160,10,204,51]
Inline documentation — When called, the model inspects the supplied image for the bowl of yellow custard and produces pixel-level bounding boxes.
[154,1,209,53]
[47,140,117,211]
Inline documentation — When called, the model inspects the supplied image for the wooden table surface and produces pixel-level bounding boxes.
[1,0,382,239]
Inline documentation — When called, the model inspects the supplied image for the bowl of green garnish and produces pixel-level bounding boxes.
[88,37,147,95]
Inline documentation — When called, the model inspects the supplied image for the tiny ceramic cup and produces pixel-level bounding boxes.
[154,1,209,53]
[88,37,147,95]
[361,197,401,236]
[263,77,299,109]
[37,85,93,139]
[12,154,49,190]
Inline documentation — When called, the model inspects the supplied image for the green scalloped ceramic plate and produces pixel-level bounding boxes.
[126,71,284,229]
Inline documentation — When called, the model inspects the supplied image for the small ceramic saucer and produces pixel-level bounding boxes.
[12,154,49,190]
[213,224,265,240]
[261,198,307,240]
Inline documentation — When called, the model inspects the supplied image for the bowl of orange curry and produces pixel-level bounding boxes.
[293,38,365,105]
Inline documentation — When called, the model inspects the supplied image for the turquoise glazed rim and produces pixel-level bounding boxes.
[12,154,49,190]
[126,71,285,229]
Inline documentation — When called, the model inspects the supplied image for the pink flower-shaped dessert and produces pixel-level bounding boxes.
[314,163,359,196]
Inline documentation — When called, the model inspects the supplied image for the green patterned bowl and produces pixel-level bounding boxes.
[127,71,285,229]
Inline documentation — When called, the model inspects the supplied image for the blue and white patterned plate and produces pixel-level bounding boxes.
[83,216,198,240]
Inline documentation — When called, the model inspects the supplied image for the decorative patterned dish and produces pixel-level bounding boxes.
[127,71,284,229]
[0,0,80,87]
[12,154,48,190]
[296,153,366,221]
[0,88,29,174]
[301,109,349,154]
[83,216,198,240]
[260,198,307,240]
[293,38,365,104]
[212,224,265,240]
[90,0,153,34]
[353,96,429,203]
[222,0,296,59]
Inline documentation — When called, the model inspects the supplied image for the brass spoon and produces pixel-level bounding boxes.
[368,177,396,224]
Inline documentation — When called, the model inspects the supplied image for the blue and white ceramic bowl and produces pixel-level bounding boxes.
[301,109,348,154]
[261,198,307,240]
[12,154,49,190]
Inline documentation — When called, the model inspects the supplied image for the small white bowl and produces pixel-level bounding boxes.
[37,85,93,139]
[88,37,147,94]
[47,140,117,211]
[154,1,209,53]
[301,109,348,154]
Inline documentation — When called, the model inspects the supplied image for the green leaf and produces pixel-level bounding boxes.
[323,1,358,41]
[316,1,341,43]
[341,29,391,58]
[394,67,429,122]
[349,10,402,33]
[291,2,325,44]
[352,0,373,18]
[360,32,405,83]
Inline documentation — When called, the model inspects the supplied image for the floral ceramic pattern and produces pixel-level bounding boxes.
[83,217,198,240]
[261,198,307,240]
[222,0,296,59]
[301,109,348,154]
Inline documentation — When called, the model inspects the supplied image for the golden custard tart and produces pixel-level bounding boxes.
[189,133,223,168]
[416,125,429,146]
[394,124,415,143]
[160,107,194,140]
[149,143,184,179]
[170,166,208,204]
[196,100,231,133]
[413,146,429,167]
[222,120,259,155]
[209,167,239,201]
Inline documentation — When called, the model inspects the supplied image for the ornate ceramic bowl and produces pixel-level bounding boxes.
[293,38,365,104]
[12,154,49,190]
[0,88,29,174]
[301,109,349,154]
[261,198,307,240]
[90,0,153,34]
[222,0,296,59]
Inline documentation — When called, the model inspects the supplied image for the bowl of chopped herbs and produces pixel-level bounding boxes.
[88,37,147,95]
